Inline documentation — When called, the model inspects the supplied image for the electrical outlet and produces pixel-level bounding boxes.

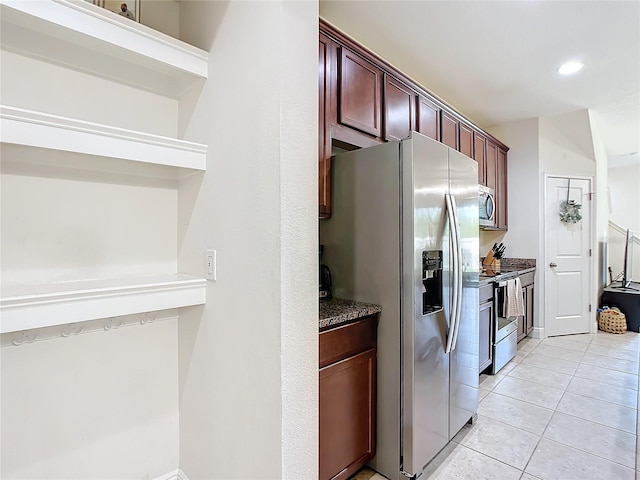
[206,249,216,281]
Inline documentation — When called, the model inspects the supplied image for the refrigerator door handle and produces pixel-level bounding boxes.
[444,193,459,354]
[450,195,464,351]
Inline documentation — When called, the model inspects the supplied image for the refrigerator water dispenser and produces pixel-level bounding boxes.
[422,250,443,315]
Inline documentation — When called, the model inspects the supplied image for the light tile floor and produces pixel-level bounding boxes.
[351,331,640,480]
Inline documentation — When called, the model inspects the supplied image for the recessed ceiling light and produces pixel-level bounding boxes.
[557,61,584,75]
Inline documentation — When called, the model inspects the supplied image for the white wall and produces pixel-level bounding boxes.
[539,111,596,177]
[1,317,179,479]
[485,118,540,260]
[539,110,598,333]
[176,2,318,479]
[139,0,180,39]
[608,163,640,282]
[486,111,601,337]
[101,0,179,38]
[1,170,177,284]
[0,51,178,137]
[588,110,611,289]
[608,164,640,234]
[483,118,541,330]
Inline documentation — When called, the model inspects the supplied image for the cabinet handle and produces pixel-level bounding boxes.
[549,262,558,268]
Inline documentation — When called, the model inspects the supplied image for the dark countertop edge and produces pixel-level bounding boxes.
[319,298,382,331]
[479,266,537,286]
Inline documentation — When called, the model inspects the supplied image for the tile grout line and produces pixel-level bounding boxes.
[453,442,529,476]
[539,412,637,469]
[518,336,590,476]
[518,351,573,476]
[521,334,640,478]
[520,336,598,476]
[485,388,563,413]
[549,335,638,475]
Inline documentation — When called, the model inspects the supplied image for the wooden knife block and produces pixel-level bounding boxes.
[483,250,500,272]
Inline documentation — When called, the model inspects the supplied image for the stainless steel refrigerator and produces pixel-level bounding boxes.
[320,132,479,480]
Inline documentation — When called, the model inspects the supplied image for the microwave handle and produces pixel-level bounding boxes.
[485,193,495,221]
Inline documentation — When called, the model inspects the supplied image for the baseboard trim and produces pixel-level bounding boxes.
[531,326,545,339]
[153,468,190,480]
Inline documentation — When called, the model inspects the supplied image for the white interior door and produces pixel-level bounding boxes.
[545,176,592,336]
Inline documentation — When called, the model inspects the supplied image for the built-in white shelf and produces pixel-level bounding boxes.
[0,0,209,98]
[1,106,207,173]
[0,274,207,334]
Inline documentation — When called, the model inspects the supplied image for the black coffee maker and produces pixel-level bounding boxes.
[319,245,332,299]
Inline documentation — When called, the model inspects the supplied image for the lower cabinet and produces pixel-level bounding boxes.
[517,271,535,342]
[319,315,378,480]
[479,284,494,372]
[525,281,535,336]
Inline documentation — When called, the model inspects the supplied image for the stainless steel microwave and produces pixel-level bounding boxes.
[479,185,495,227]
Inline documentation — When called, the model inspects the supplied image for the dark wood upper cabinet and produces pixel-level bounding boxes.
[383,75,414,141]
[474,132,487,185]
[318,33,336,218]
[441,111,459,150]
[416,95,440,141]
[485,140,498,192]
[497,147,508,230]
[459,123,473,158]
[319,21,509,224]
[338,47,383,138]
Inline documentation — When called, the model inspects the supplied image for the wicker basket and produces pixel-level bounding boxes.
[598,308,627,334]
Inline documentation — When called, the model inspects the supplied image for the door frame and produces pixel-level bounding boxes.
[542,174,596,338]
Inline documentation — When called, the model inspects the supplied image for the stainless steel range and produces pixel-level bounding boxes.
[483,272,519,373]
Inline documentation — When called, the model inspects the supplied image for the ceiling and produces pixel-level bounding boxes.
[319,1,640,168]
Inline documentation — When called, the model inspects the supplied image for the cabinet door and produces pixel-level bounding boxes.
[459,123,473,158]
[416,95,440,141]
[318,33,335,218]
[525,284,534,335]
[338,47,383,137]
[485,140,497,192]
[496,148,508,230]
[479,301,493,372]
[517,287,527,342]
[320,348,376,480]
[474,132,487,185]
[441,111,459,150]
[517,317,527,342]
[384,75,414,141]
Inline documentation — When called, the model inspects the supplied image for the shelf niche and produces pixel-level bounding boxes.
[0,0,209,98]
[1,105,207,178]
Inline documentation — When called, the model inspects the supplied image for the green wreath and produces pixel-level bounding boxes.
[559,200,582,224]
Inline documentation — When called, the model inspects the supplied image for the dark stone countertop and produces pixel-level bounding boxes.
[319,297,381,331]
[479,266,537,286]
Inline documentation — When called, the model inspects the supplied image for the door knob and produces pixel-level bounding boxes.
[550,262,558,268]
